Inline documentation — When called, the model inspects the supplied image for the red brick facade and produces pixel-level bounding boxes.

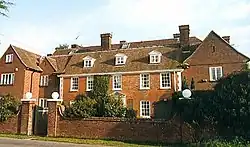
[183,31,248,90]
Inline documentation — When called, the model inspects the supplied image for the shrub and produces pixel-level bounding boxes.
[0,94,20,122]
[125,109,137,118]
[64,94,97,118]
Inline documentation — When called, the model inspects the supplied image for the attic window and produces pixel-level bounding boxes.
[115,53,127,65]
[212,45,216,53]
[83,56,96,68]
[148,50,162,64]
[121,42,130,49]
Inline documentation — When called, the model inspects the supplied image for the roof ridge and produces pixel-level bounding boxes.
[11,44,41,57]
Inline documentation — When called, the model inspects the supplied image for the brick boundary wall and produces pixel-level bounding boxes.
[45,103,195,143]
[0,114,20,134]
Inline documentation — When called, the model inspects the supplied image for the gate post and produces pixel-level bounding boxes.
[47,99,62,137]
[20,98,36,135]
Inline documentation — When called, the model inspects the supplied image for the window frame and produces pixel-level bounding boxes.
[140,100,150,118]
[150,55,160,64]
[0,73,15,85]
[38,98,48,108]
[5,54,13,63]
[70,77,79,91]
[160,72,171,89]
[84,60,92,67]
[116,56,125,65]
[40,75,49,87]
[209,66,223,81]
[140,73,150,89]
[112,75,122,90]
[86,76,94,91]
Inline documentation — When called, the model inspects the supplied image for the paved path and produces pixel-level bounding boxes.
[0,137,106,147]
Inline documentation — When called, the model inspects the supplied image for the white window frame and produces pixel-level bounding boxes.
[86,76,94,91]
[84,60,92,67]
[140,100,150,118]
[149,50,162,64]
[116,56,125,65]
[115,53,127,65]
[209,66,223,81]
[0,73,15,85]
[160,72,171,89]
[150,55,160,63]
[113,75,122,90]
[38,98,48,108]
[40,75,49,86]
[5,54,13,63]
[70,77,79,91]
[140,73,150,89]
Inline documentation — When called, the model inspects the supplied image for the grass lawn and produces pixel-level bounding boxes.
[0,133,175,147]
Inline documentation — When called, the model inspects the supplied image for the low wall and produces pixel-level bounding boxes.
[0,115,20,134]
[57,116,194,143]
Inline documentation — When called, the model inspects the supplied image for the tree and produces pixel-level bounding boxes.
[0,94,20,122]
[64,94,97,118]
[55,44,69,50]
[211,71,250,138]
[0,0,14,17]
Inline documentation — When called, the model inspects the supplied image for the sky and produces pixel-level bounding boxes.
[0,0,250,57]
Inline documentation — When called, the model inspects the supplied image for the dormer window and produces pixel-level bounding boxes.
[83,56,96,68]
[149,50,162,64]
[115,53,127,65]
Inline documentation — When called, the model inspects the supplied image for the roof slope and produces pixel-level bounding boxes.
[11,45,42,71]
[46,57,58,71]
[50,55,72,73]
[63,47,182,75]
[53,37,202,56]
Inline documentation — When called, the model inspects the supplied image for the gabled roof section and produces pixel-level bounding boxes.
[46,57,58,71]
[184,31,250,63]
[115,53,127,57]
[83,55,94,60]
[50,55,72,73]
[149,50,162,55]
[11,45,43,71]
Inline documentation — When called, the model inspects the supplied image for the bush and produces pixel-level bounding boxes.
[125,109,137,118]
[64,95,97,118]
[0,94,20,122]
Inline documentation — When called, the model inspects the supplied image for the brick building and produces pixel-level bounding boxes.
[0,25,249,118]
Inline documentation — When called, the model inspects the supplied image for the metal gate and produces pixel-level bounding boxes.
[32,105,48,136]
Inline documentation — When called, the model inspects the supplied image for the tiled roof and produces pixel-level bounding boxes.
[46,57,58,71]
[63,47,182,75]
[50,55,72,73]
[53,37,202,56]
[11,45,43,71]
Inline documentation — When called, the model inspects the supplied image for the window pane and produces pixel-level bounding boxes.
[140,100,150,117]
[216,68,222,79]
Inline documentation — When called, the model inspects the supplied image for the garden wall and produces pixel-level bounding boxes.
[55,114,194,143]
[0,114,20,134]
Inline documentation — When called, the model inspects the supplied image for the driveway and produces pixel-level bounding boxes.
[0,138,106,147]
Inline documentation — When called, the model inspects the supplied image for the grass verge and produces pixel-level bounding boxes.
[0,133,175,147]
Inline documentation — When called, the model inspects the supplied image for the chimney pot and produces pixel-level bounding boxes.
[173,33,180,39]
[222,36,230,43]
[120,40,126,44]
[179,25,190,47]
[71,44,80,48]
[101,33,112,50]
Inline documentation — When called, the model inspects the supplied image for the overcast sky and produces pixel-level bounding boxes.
[0,0,249,57]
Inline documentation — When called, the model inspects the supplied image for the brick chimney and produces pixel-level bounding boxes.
[179,25,190,48]
[222,36,230,44]
[101,33,112,50]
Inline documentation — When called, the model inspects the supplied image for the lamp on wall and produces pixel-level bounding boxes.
[179,89,192,100]
[25,92,32,99]
[51,92,59,99]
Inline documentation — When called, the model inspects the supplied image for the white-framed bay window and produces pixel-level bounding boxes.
[140,73,150,89]
[209,66,223,81]
[140,100,150,118]
[160,72,171,89]
[86,76,94,91]
[113,75,122,90]
[0,73,15,85]
[70,77,79,91]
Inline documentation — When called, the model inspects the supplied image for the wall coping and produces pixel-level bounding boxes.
[21,98,36,102]
[47,99,63,102]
